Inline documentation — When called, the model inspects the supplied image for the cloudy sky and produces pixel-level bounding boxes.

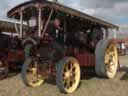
[63,0,128,25]
[0,0,128,34]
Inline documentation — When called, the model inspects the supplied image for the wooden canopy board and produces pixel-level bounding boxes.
[112,38,128,43]
[0,20,28,33]
[7,0,119,30]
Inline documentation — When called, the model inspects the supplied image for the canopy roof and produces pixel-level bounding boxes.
[112,38,128,43]
[0,20,28,33]
[7,0,119,30]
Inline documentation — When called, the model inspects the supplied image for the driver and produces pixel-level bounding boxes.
[48,18,65,60]
[49,18,64,44]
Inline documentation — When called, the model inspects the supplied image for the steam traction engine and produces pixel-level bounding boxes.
[7,0,119,93]
[0,21,27,79]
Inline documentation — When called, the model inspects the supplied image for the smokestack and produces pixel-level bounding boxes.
[32,0,58,1]
[31,0,46,1]
[48,0,58,2]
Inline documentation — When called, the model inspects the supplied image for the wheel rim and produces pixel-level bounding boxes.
[26,59,44,87]
[0,60,8,69]
[62,59,80,93]
[0,61,3,67]
[105,43,118,78]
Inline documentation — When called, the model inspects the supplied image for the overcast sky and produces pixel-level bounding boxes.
[63,0,128,25]
[0,0,128,34]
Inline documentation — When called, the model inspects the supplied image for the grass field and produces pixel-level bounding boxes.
[0,55,128,96]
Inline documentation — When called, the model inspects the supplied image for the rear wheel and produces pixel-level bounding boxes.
[0,60,8,79]
[95,40,118,78]
[56,57,80,93]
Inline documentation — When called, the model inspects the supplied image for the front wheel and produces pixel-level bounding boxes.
[21,58,45,87]
[56,57,80,93]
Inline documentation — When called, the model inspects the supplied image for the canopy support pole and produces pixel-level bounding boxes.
[20,11,23,38]
[64,19,67,42]
[38,7,42,37]
[114,29,117,39]
[41,8,54,38]
[13,18,20,37]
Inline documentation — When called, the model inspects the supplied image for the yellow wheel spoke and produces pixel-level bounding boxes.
[25,59,45,87]
[62,59,80,92]
[106,64,112,73]
[64,79,70,89]
[70,62,74,71]
[105,54,110,64]
[31,68,37,75]
[57,57,81,93]
[105,43,118,77]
